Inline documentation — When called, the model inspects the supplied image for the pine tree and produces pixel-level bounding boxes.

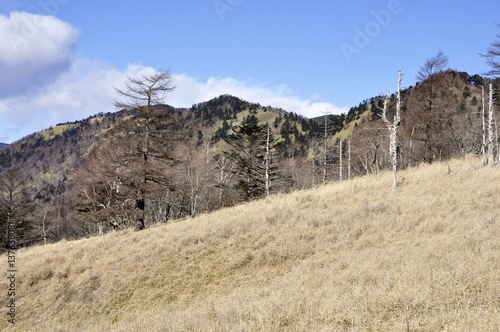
[224,115,277,199]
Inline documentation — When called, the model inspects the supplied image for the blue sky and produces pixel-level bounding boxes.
[0,0,499,143]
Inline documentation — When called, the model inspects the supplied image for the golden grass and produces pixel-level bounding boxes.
[39,124,75,140]
[2,156,500,331]
[334,106,372,141]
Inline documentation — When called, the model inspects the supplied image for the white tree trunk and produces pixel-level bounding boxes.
[389,123,398,191]
[488,83,495,165]
[41,209,48,245]
[482,86,486,166]
[409,125,415,168]
[311,155,316,187]
[216,156,233,208]
[339,139,343,181]
[381,69,402,191]
[265,124,271,197]
[347,140,351,180]
[323,113,328,185]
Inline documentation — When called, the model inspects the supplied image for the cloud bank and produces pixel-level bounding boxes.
[169,74,347,118]
[0,12,347,143]
[0,11,78,98]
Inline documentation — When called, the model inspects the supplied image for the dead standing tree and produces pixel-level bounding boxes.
[381,69,402,191]
[482,27,500,165]
[482,86,487,166]
[487,83,497,165]
[113,70,175,230]
[264,124,272,197]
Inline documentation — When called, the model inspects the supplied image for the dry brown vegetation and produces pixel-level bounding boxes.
[1,156,500,331]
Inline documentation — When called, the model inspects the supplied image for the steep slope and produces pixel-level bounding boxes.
[1,156,499,331]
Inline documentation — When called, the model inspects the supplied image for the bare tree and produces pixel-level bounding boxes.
[310,137,321,187]
[481,24,500,77]
[175,139,214,217]
[416,50,449,82]
[214,154,234,208]
[114,70,175,111]
[405,70,465,163]
[37,198,65,245]
[75,144,136,234]
[0,169,34,250]
[381,69,402,191]
[350,124,387,176]
[78,71,178,230]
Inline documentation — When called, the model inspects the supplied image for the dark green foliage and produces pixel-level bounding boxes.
[300,120,311,132]
[224,116,277,199]
[196,130,204,146]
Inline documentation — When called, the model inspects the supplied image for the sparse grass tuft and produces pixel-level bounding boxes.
[1,156,500,331]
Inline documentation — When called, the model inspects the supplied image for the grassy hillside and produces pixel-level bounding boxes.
[1,156,500,331]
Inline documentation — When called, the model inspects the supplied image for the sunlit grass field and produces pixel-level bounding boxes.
[2,156,500,331]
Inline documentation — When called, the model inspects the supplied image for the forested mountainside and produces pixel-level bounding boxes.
[0,70,498,249]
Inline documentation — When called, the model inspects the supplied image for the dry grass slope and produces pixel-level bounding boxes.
[1,156,500,331]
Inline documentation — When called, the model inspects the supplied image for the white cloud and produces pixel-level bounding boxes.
[0,11,78,98]
[168,74,348,118]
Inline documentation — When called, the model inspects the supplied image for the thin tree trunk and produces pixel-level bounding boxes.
[482,86,486,166]
[409,125,415,168]
[347,140,351,180]
[311,155,316,187]
[321,111,329,185]
[495,115,500,164]
[42,209,48,245]
[381,69,402,191]
[488,83,495,165]
[339,139,343,181]
[265,124,271,197]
